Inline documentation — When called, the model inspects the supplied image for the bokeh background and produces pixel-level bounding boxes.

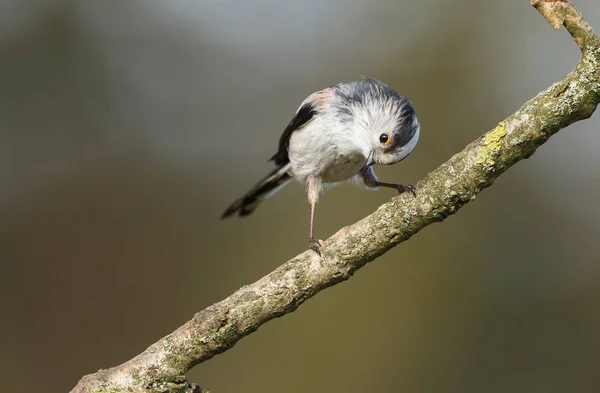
[1,1,599,392]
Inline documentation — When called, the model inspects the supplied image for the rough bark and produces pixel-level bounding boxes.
[71,2,600,392]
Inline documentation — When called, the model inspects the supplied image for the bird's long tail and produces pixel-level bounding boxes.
[222,163,292,218]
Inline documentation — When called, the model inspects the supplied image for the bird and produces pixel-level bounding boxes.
[222,77,420,255]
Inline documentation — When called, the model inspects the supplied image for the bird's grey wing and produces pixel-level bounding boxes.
[270,102,317,166]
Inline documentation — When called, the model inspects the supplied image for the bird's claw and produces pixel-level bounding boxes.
[309,237,324,256]
[397,184,417,197]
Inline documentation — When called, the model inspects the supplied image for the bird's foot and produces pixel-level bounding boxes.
[309,237,325,256]
[396,184,416,197]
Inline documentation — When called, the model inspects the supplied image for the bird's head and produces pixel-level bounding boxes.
[333,77,420,167]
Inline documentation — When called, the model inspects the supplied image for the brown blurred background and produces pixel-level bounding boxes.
[1,1,599,392]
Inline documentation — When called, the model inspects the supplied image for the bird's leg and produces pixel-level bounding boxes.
[307,177,324,255]
[375,181,416,196]
[308,202,323,255]
[359,166,416,196]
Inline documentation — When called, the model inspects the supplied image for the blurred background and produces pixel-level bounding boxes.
[1,1,599,392]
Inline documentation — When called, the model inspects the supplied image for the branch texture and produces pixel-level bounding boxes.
[72,2,600,392]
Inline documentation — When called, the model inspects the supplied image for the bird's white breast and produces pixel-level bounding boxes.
[320,151,366,183]
[287,112,368,184]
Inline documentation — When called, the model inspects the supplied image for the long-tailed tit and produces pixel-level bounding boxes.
[222,77,420,255]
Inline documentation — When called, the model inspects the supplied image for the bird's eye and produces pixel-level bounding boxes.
[379,134,391,145]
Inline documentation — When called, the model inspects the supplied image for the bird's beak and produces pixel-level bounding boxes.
[365,151,375,167]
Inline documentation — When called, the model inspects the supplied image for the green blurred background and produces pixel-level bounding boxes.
[1,1,599,392]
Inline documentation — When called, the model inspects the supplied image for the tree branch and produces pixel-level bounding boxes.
[71,2,600,392]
